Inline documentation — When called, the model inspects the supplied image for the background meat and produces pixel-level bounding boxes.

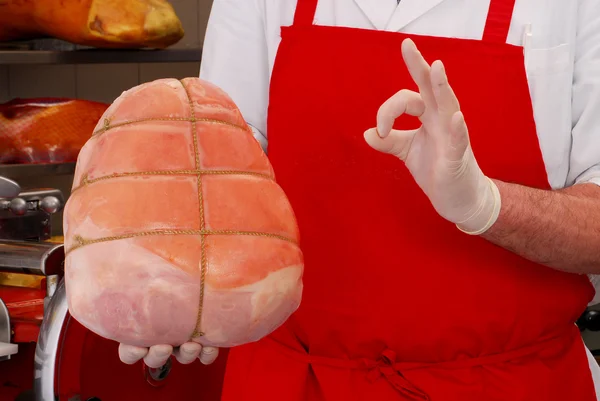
[0,0,184,49]
[64,77,304,348]
[0,98,109,164]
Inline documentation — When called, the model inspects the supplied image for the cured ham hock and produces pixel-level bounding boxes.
[64,78,304,348]
[0,98,108,164]
[0,0,184,49]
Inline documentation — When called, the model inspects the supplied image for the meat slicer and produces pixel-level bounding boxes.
[0,169,228,401]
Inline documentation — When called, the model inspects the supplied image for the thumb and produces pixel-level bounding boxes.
[448,111,470,160]
[364,127,417,161]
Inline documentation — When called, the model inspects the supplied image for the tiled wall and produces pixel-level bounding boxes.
[0,0,213,104]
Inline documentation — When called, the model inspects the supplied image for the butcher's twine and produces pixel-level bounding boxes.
[92,116,249,137]
[71,169,274,193]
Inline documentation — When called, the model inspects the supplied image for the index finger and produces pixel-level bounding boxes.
[401,38,437,111]
[376,89,425,138]
[118,343,148,365]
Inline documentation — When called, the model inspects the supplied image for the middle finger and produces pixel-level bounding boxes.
[401,38,437,111]
[174,342,203,364]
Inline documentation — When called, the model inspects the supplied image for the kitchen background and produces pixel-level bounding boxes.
[0,0,211,103]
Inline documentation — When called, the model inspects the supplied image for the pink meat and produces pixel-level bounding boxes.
[63,77,304,348]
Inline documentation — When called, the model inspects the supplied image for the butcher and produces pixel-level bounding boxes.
[119,0,600,399]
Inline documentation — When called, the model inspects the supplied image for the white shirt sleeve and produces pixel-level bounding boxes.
[199,0,269,152]
[568,1,600,186]
[248,124,269,153]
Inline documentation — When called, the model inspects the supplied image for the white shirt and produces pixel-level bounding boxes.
[200,0,600,191]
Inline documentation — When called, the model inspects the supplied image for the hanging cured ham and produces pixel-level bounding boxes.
[0,98,109,164]
[0,0,183,49]
[63,77,304,349]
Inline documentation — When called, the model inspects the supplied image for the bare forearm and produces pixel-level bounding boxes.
[482,180,600,274]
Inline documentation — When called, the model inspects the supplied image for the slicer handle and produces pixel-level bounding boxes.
[0,176,21,198]
[579,310,600,332]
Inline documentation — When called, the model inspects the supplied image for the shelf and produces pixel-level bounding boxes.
[0,48,202,65]
[0,38,201,65]
[0,163,75,180]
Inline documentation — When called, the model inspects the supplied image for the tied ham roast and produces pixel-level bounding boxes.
[63,77,304,348]
[0,98,109,164]
[0,0,183,49]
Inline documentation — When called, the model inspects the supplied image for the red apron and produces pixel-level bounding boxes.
[221,0,597,400]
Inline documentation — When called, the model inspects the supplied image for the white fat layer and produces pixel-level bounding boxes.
[200,265,303,347]
[66,238,199,346]
[66,236,303,348]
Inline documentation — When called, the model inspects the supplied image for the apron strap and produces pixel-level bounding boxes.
[293,0,516,42]
[293,0,318,26]
[482,0,517,43]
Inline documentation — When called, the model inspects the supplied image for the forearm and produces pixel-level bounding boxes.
[482,180,600,274]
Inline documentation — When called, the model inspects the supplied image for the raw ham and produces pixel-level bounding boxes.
[0,98,108,164]
[63,77,304,348]
[0,0,183,49]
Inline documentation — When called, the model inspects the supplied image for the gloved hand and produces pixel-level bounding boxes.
[118,342,219,369]
[364,38,501,235]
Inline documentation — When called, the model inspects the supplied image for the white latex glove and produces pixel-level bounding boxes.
[118,342,219,369]
[364,38,501,235]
